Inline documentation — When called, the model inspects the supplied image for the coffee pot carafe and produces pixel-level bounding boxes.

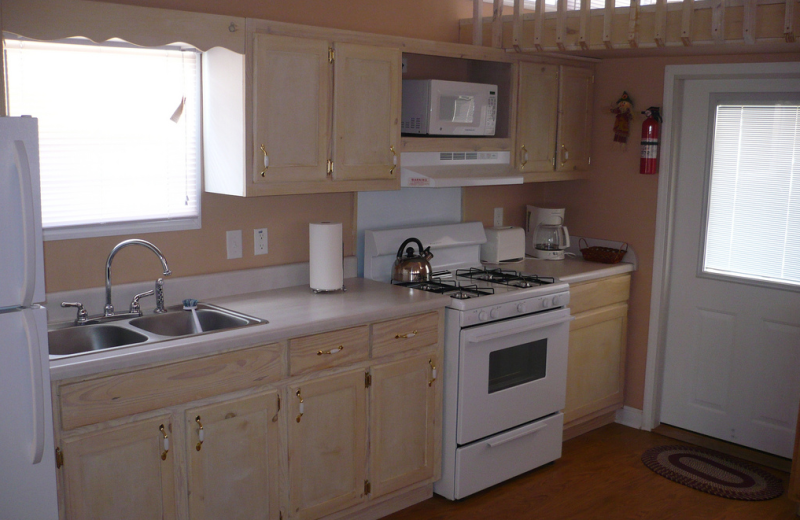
[526,206,570,260]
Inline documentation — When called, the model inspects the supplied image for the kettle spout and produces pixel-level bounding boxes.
[422,246,434,261]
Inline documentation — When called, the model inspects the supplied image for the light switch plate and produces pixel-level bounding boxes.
[226,230,242,259]
[254,228,268,256]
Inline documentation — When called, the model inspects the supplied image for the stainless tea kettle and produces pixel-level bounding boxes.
[392,238,433,283]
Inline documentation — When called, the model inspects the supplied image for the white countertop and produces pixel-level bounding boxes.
[483,256,635,284]
[49,260,632,381]
[49,278,449,381]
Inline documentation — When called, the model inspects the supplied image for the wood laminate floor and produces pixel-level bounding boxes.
[385,424,796,520]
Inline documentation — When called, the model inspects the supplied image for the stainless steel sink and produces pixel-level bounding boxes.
[48,325,149,357]
[129,308,251,337]
[48,303,264,358]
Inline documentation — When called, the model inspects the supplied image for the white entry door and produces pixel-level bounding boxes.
[660,76,800,458]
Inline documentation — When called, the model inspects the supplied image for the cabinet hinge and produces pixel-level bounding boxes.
[591,75,595,84]
[279,512,283,520]
[327,159,333,176]
[364,480,371,495]
[328,47,334,63]
[365,372,372,388]
[552,157,555,167]
[55,447,64,469]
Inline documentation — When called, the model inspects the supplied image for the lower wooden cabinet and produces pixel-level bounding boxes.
[564,274,630,436]
[287,370,368,520]
[370,354,438,499]
[61,415,177,520]
[186,391,281,520]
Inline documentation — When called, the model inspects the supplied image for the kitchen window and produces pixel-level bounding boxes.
[703,101,800,288]
[4,36,201,240]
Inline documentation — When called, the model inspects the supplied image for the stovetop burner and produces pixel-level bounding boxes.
[455,268,555,287]
[391,278,494,299]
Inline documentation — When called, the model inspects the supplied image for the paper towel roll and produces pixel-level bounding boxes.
[309,222,344,291]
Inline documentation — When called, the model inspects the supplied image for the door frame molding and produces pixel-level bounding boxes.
[641,61,800,431]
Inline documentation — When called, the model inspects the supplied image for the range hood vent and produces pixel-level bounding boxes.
[401,151,522,188]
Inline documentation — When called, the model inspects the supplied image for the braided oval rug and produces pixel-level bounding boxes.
[641,445,784,501]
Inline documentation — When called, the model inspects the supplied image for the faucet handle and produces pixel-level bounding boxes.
[129,290,155,316]
[61,302,88,325]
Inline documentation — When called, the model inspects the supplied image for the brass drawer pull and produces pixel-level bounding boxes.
[296,390,304,423]
[429,359,437,387]
[520,144,529,166]
[560,144,569,166]
[389,145,397,175]
[317,345,344,355]
[395,330,417,339]
[195,416,204,451]
[260,144,269,176]
[159,424,169,460]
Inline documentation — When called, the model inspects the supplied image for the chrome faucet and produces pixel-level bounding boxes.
[104,239,171,317]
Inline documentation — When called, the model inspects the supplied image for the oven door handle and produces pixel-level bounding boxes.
[466,313,573,343]
[486,422,548,448]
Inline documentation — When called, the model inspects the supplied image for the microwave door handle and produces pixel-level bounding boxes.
[465,313,573,344]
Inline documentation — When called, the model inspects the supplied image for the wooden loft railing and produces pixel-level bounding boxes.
[461,0,800,52]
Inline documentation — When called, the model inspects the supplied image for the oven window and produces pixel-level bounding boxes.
[488,339,548,393]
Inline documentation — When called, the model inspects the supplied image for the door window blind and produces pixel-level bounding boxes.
[704,104,800,287]
[4,37,201,240]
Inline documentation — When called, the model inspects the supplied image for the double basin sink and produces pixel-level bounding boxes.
[48,303,264,358]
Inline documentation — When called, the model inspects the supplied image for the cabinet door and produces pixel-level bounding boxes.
[186,391,280,520]
[564,303,628,425]
[252,34,331,184]
[332,42,400,181]
[515,63,559,172]
[61,415,176,520]
[288,369,367,520]
[556,66,593,172]
[370,354,438,499]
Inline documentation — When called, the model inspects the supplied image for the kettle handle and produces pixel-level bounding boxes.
[396,238,424,259]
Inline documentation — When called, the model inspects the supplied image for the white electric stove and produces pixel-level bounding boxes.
[364,222,572,500]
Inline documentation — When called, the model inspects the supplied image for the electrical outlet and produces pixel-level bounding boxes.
[254,228,268,256]
[493,207,504,227]
[226,230,242,259]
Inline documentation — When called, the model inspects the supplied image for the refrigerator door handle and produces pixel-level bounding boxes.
[21,311,45,465]
[14,140,37,309]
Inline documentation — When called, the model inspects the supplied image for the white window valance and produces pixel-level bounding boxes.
[2,0,245,53]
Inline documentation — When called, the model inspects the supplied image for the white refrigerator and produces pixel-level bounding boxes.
[0,116,59,519]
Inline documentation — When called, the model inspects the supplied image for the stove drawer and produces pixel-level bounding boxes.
[453,412,563,499]
[289,325,369,376]
[371,312,439,358]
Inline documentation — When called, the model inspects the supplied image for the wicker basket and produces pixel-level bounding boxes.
[579,238,628,264]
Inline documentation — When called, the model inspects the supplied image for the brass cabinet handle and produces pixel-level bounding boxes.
[317,345,344,355]
[520,145,529,167]
[159,424,169,461]
[260,144,269,177]
[195,416,204,451]
[560,144,569,166]
[296,390,304,423]
[395,330,417,339]
[389,145,397,175]
[429,359,437,387]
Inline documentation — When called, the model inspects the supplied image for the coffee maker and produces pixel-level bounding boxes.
[525,206,570,260]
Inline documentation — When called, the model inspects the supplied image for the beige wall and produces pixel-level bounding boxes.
[464,51,800,412]
[36,0,479,292]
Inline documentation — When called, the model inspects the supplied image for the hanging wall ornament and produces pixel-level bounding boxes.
[610,91,634,150]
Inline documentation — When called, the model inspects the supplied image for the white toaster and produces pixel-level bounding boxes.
[480,226,525,263]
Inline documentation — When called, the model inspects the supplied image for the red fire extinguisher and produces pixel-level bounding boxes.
[640,107,661,175]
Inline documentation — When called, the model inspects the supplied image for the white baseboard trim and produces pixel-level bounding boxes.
[615,406,644,430]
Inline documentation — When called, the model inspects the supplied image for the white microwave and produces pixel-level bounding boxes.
[402,79,497,136]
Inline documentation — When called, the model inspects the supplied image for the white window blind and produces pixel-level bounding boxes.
[4,37,201,240]
[704,104,800,287]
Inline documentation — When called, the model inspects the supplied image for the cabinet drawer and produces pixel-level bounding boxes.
[289,325,369,376]
[371,312,439,358]
[568,274,630,315]
[59,344,284,431]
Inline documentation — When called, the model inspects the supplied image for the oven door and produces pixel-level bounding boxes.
[456,308,571,445]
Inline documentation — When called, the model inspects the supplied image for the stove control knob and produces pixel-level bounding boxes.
[490,308,500,319]
[552,295,561,307]
[517,302,526,314]
[542,298,552,309]
[478,311,488,322]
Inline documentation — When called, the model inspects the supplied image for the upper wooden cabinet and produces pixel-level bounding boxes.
[203,30,401,197]
[556,66,594,173]
[514,62,594,180]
